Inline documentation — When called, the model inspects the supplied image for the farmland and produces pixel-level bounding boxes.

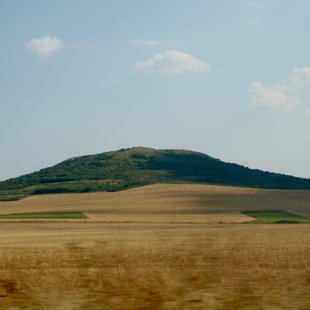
[0,211,84,219]
[0,222,309,309]
[1,184,310,221]
[243,210,310,224]
[0,184,309,309]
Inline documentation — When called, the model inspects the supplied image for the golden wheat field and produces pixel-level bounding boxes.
[0,184,309,309]
[1,184,310,221]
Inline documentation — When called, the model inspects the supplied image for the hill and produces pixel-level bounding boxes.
[1,147,310,201]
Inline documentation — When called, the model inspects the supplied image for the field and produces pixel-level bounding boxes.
[0,211,84,219]
[243,210,310,224]
[1,184,310,222]
[0,184,309,309]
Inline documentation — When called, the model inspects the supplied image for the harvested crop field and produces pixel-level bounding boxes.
[0,184,309,309]
[0,222,309,309]
[0,184,310,222]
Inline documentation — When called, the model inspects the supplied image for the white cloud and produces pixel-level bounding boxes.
[131,39,160,46]
[291,67,310,87]
[248,82,299,112]
[136,50,210,74]
[26,36,63,58]
[248,66,310,112]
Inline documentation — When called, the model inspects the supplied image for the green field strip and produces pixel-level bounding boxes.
[0,211,85,219]
[242,210,310,224]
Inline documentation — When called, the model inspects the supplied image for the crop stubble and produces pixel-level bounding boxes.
[0,184,309,309]
[0,222,309,309]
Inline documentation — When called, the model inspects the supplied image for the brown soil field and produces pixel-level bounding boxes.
[0,222,309,309]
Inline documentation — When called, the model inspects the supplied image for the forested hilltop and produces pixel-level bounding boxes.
[1,147,310,201]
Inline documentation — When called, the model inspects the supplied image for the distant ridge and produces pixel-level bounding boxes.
[1,147,310,201]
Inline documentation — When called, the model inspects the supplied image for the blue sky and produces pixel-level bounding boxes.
[1,0,310,180]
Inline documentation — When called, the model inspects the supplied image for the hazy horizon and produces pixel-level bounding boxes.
[1,0,310,181]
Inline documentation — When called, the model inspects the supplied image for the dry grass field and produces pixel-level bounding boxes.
[0,223,309,309]
[0,184,309,309]
[0,184,310,222]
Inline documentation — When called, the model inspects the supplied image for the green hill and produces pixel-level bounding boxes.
[1,147,310,201]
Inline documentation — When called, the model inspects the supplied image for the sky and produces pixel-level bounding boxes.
[1,0,310,181]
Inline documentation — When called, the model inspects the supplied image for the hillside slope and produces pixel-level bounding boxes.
[1,147,310,200]
[1,184,310,218]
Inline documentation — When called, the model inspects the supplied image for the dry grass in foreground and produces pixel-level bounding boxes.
[0,222,309,309]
